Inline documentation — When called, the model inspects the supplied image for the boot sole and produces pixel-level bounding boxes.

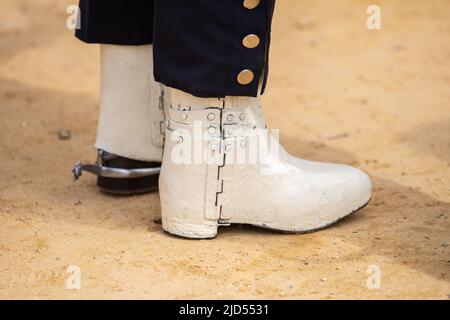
[253,197,372,234]
[163,198,371,239]
[98,185,158,196]
[97,174,159,196]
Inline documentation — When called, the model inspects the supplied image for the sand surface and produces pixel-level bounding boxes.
[0,0,449,299]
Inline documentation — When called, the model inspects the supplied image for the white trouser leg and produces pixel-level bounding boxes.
[96,44,165,162]
[159,88,372,239]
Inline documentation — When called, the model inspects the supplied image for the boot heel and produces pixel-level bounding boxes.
[162,217,218,239]
[159,178,219,239]
[158,101,225,239]
[159,145,219,239]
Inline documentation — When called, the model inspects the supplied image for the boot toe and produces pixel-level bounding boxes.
[309,165,372,230]
[275,164,372,232]
[339,165,372,209]
[253,164,372,233]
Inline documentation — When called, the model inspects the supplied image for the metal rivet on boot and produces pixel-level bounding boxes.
[239,113,246,121]
[177,136,184,144]
[226,114,234,122]
[207,113,215,121]
[207,126,216,135]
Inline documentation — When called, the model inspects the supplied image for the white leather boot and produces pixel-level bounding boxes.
[159,89,372,238]
[96,44,166,162]
[73,44,170,194]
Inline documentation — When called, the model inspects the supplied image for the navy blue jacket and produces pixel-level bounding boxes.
[76,0,276,98]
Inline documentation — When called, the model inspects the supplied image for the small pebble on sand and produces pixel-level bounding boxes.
[58,129,71,140]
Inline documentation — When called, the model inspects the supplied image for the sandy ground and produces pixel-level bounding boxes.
[0,0,449,300]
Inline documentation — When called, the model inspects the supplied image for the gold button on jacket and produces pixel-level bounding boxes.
[243,0,260,10]
[237,70,255,85]
[242,34,261,49]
